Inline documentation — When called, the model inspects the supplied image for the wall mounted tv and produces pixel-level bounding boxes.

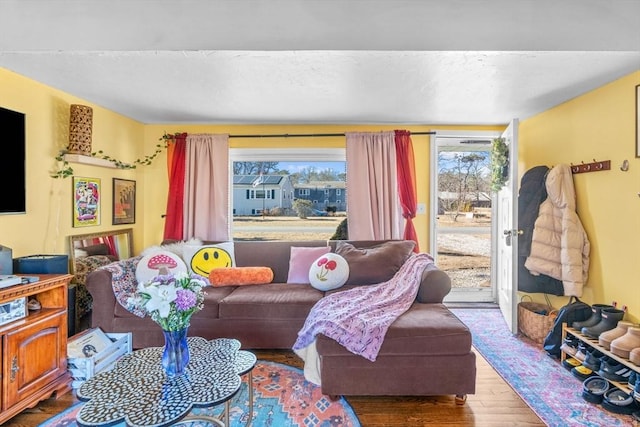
[0,107,26,214]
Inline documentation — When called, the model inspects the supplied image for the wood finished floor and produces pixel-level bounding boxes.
[5,348,543,427]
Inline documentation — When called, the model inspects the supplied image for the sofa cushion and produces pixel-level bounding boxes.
[335,240,416,285]
[135,251,188,284]
[183,242,236,276]
[209,267,274,287]
[316,303,472,356]
[287,246,331,284]
[309,253,349,291]
[218,283,324,320]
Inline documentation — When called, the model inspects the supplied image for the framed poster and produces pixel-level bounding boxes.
[113,178,136,225]
[73,177,100,227]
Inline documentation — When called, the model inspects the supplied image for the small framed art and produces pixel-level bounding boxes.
[113,178,136,225]
[73,177,100,227]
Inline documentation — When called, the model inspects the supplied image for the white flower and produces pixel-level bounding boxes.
[144,283,178,318]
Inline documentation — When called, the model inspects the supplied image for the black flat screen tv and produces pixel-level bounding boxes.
[0,107,26,214]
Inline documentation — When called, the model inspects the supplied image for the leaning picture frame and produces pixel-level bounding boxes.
[636,84,640,158]
[73,177,100,227]
[113,178,136,225]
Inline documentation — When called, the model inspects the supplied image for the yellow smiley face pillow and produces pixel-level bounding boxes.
[183,242,236,277]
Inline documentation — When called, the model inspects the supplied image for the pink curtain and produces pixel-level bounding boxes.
[345,131,402,240]
[183,134,230,241]
[395,130,419,252]
[163,133,187,240]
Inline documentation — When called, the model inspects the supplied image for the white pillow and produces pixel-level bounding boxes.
[183,242,236,276]
[135,251,188,285]
[308,253,349,291]
[141,237,203,258]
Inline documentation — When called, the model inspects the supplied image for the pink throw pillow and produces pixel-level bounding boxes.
[287,246,331,284]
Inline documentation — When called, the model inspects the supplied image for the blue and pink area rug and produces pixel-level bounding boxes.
[39,360,360,427]
[451,307,636,427]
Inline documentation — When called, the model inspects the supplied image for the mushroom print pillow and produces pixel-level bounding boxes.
[135,250,188,285]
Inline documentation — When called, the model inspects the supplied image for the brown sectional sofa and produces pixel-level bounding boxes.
[86,239,476,398]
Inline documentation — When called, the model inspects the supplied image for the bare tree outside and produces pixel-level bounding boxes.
[438,152,490,221]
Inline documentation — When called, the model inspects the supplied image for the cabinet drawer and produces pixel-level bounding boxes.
[3,311,67,408]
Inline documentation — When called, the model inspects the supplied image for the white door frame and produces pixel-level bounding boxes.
[430,130,501,303]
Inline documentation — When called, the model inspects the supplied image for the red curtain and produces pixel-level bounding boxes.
[395,130,419,252]
[163,133,187,240]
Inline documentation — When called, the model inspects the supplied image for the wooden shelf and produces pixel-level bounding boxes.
[64,154,116,169]
[562,324,639,393]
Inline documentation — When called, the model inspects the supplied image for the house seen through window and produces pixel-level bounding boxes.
[231,160,347,241]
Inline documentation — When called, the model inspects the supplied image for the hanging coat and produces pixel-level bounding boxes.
[517,165,564,295]
[525,164,590,296]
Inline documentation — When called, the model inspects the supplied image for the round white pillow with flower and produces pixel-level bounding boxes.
[308,253,349,291]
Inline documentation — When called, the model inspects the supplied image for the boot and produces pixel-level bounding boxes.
[582,308,625,339]
[611,327,640,359]
[630,347,640,366]
[599,321,635,349]
[572,304,614,330]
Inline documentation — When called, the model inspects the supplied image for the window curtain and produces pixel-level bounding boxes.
[163,133,187,241]
[183,134,230,241]
[395,130,420,252]
[345,131,402,240]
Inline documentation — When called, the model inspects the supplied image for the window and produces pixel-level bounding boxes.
[230,148,346,241]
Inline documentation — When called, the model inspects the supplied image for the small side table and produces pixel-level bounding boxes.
[76,337,242,427]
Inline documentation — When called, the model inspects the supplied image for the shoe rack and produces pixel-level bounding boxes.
[561,323,640,393]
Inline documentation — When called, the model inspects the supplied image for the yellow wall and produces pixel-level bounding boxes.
[519,71,640,322]
[0,68,146,258]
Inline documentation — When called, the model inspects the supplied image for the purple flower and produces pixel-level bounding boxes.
[174,289,197,311]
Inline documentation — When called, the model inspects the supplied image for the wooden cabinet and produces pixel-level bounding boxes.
[0,274,73,424]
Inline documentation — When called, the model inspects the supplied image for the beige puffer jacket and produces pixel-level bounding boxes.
[524,164,590,296]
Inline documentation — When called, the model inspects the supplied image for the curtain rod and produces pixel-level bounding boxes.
[227,131,436,138]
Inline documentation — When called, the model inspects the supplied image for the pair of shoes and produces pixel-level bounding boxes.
[601,387,639,415]
[631,347,640,366]
[573,304,615,330]
[635,375,640,401]
[582,375,609,404]
[582,308,626,339]
[582,348,606,371]
[27,298,41,310]
[560,335,579,357]
[610,327,640,359]
[562,357,582,371]
[597,358,633,383]
[574,342,588,362]
[599,320,636,349]
[572,364,597,381]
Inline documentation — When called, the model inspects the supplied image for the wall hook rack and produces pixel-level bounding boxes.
[570,159,611,174]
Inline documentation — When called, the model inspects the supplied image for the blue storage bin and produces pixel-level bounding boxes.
[14,254,69,274]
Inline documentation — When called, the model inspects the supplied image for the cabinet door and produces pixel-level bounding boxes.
[3,312,67,409]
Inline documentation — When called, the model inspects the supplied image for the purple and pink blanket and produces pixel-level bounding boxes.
[293,253,434,362]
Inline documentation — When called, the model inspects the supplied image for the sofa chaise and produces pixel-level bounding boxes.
[86,239,476,400]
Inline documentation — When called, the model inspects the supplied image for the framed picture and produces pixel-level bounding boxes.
[636,84,640,158]
[113,178,136,225]
[72,177,100,227]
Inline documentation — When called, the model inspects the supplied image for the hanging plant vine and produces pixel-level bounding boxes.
[490,137,509,191]
[50,132,181,178]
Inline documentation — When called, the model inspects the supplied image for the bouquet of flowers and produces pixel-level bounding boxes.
[128,272,207,331]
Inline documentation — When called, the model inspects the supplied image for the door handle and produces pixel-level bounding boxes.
[503,229,523,246]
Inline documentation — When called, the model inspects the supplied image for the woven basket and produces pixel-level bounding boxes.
[517,300,557,344]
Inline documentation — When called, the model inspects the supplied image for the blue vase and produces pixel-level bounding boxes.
[161,327,190,377]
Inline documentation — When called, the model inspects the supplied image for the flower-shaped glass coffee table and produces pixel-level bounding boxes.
[76,337,245,427]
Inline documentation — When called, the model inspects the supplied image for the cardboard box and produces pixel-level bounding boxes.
[14,254,69,274]
[67,331,132,388]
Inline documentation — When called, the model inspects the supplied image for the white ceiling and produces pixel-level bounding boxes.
[1,0,639,125]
